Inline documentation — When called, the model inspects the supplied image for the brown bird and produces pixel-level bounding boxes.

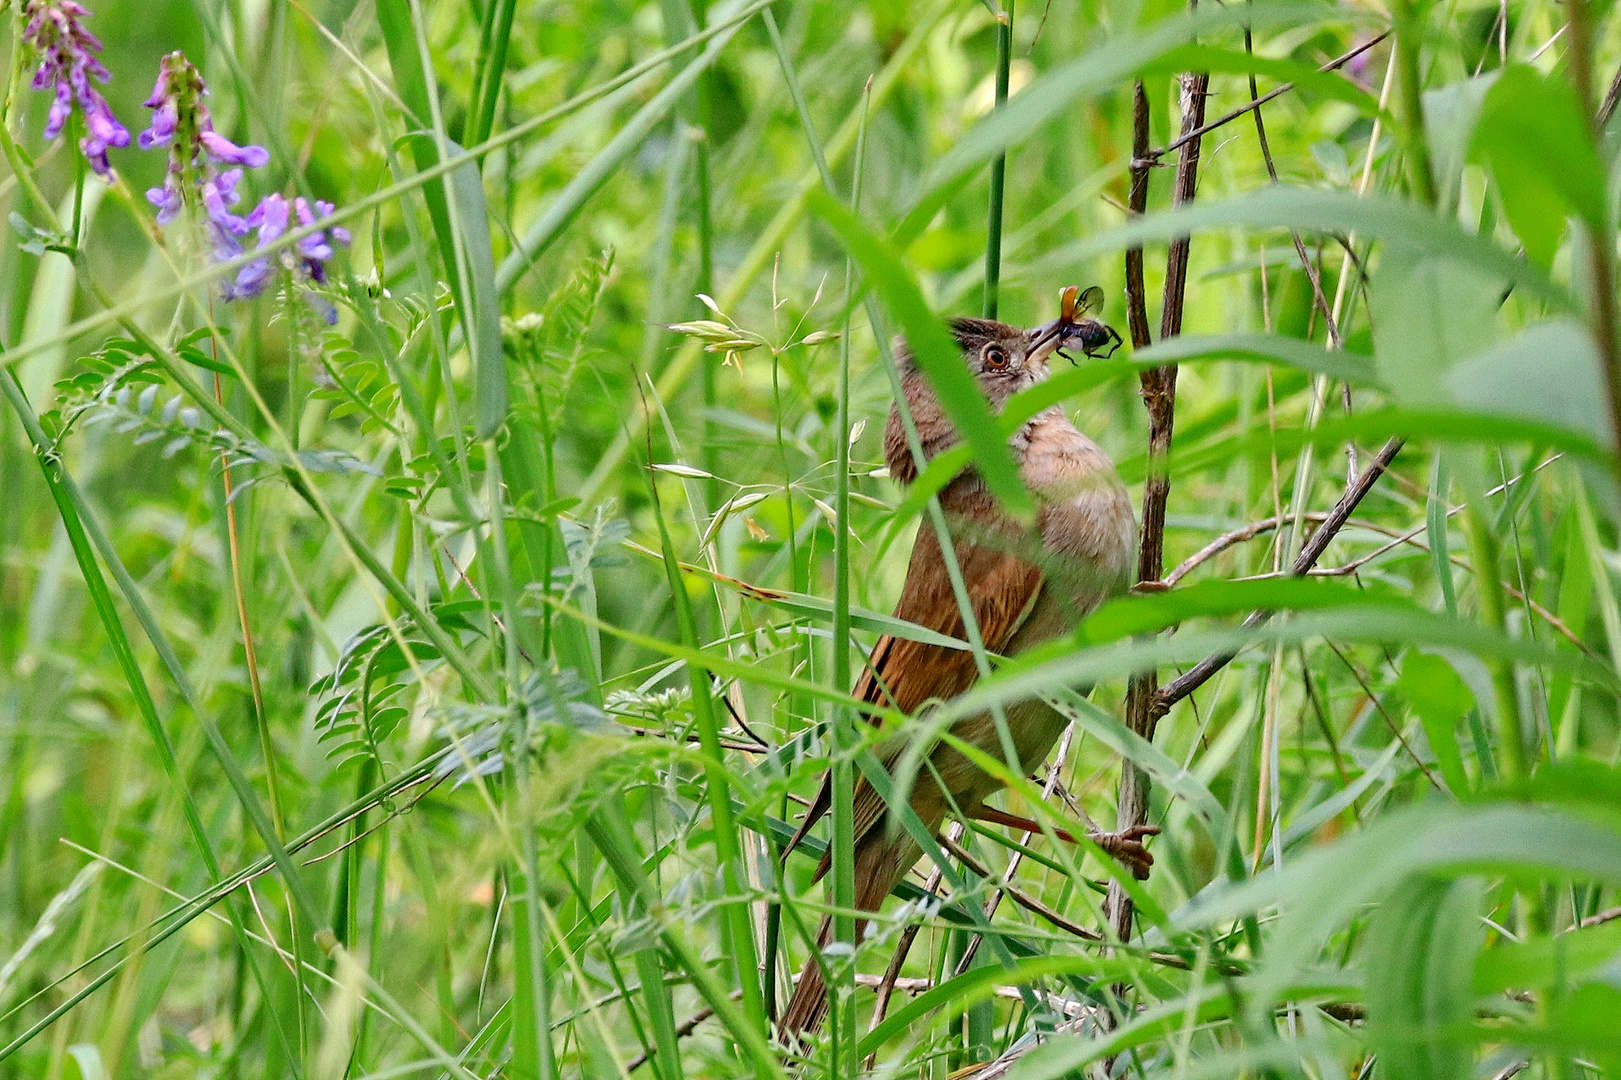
[776,303,1153,1043]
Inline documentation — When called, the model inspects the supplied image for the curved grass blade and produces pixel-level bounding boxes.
[493,2,753,293]
[916,2,1364,210]
[1024,186,1566,308]
[809,190,1031,516]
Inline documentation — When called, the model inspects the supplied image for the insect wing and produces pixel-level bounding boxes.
[1075,285,1105,319]
[1058,284,1081,324]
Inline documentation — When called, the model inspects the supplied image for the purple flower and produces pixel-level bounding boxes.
[139,54,267,167]
[292,198,350,285]
[22,0,130,179]
[227,193,351,323]
[139,52,270,295]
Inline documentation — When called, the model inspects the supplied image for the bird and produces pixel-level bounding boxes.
[775,303,1153,1044]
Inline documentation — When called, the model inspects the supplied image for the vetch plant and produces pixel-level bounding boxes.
[3,4,1621,1080]
[227,193,351,323]
[20,0,129,178]
[139,51,267,271]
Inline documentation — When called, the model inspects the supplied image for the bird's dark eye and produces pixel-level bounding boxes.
[982,344,1009,369]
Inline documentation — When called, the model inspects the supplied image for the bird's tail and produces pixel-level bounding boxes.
[776,829,921,1046]
[778,915,834,1041]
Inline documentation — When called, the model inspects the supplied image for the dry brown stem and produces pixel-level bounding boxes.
[1109,54,1209,944]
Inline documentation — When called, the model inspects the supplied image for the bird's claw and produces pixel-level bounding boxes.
[1089,824,1160,880]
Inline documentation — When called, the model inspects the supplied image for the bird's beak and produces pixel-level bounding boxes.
[1028,319,1066,359]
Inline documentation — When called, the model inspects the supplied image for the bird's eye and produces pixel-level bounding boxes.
[982,344,1009,369]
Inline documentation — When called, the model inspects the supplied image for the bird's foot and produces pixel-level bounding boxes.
[968,806,1159,880]
[1087,825,1160,880]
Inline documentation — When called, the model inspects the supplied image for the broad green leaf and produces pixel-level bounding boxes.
[1364,875,1485,1080]
[1557,983,1621,1072]
[1176,802,1621,1014]
[937,606,1603,735]
[444,147,505,438]
[1139,47,1379,116]
[1446,320,1613,445]
[810,190,1031,515]
[1474,918,1621,995]
[1371,251,1500,406]
[1423,73,1498,215]
[1488,757,1621,823]
[1078,577,1407,645]
[1474,65,1607,263]
[1399,652,1474,797]
[1138,407,1614,488]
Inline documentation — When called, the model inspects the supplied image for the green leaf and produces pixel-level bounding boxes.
[1399,651,1474,797]
[809,189,1031,516]
[176,342,237,377]
[444,146,505,438]
[65,1044,106,1080]
[1488,757,1621,821]
[1364,875,1485,1080]
[1141,45,1380,114]
[939,604,1604,735]
[1052,692,1232,847]
[1371,251,1500,406]
[1474,918,1621,995]
[1423,73,1498,214]
[1177,802,1621,1015]
[919,2,1359,203]
[1025,186,1566,309]
[1446,320,1613,445]
[1134,332,1381,386]
[1079,576,1409,645]
[1473,65,1608,263]
[859,954,1136,1054]
[1139,407,1614,488]
[375,0,464,299]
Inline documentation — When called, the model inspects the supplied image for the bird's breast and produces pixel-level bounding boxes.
[1019,410,1136,605]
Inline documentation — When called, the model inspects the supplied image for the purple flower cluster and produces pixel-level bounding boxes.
[139,52,347,316]
[21,16,349,316]
[139,52,268,266]
[227,194,351,323]
[21,0,130,178]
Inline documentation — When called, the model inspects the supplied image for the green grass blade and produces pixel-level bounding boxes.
[1028,186,1565,308]
[809,191,1031,516]
[493,5,757,293]
[639,421,766,1027]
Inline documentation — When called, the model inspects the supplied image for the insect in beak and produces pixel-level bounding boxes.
[1030,284,1124,362]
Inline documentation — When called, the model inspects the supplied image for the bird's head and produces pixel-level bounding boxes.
[945,317,1058,411]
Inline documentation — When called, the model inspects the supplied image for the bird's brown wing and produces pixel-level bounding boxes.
[781,522,1042,867]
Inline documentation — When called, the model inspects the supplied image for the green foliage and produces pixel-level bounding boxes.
[2,0,1621,1078]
